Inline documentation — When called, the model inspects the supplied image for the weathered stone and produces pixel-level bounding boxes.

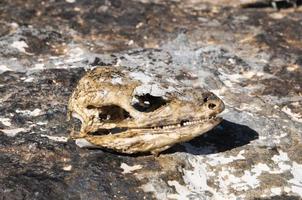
[0,0,301,199]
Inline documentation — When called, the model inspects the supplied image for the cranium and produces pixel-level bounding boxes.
[68,66,224,155]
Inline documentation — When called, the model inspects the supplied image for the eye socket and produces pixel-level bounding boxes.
[132,93,167,112]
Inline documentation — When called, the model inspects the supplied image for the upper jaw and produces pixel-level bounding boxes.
[90,114,223,135]
[89,102,225,132]
[126,102,225,130]
[89,116,223,136]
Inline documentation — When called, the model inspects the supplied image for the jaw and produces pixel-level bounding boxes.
[84,117,223,154]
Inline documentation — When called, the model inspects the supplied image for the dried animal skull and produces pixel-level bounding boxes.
[68,66,224,155]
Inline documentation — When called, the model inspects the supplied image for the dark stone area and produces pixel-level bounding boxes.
[1,0,301,199]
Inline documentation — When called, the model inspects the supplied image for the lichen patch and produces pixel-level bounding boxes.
[120,163,142,174]
[1,127,29,137]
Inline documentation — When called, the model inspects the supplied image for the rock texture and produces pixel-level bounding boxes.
[0,0,301,199]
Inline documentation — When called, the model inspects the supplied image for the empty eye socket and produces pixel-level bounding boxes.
[86,105,132,122]
[132,93,167,112]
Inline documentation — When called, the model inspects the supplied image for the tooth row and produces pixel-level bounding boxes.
[150,118,213,130]
[152,127,161,130]
[183,120,201,126]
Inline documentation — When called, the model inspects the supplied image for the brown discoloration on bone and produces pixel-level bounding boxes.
[68,66,224,155]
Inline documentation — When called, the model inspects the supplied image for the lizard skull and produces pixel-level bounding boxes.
[68,66,224,155]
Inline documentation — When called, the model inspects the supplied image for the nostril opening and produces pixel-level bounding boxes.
[208,103,216,110]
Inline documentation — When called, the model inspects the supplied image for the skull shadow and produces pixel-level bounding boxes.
[166,119,259,155]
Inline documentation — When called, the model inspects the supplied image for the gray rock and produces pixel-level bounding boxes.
[0,0,301,199]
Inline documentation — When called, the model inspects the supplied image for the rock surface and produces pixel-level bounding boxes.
[0,0,302,199]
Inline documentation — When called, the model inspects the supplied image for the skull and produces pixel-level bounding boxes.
[68,66,224,155]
